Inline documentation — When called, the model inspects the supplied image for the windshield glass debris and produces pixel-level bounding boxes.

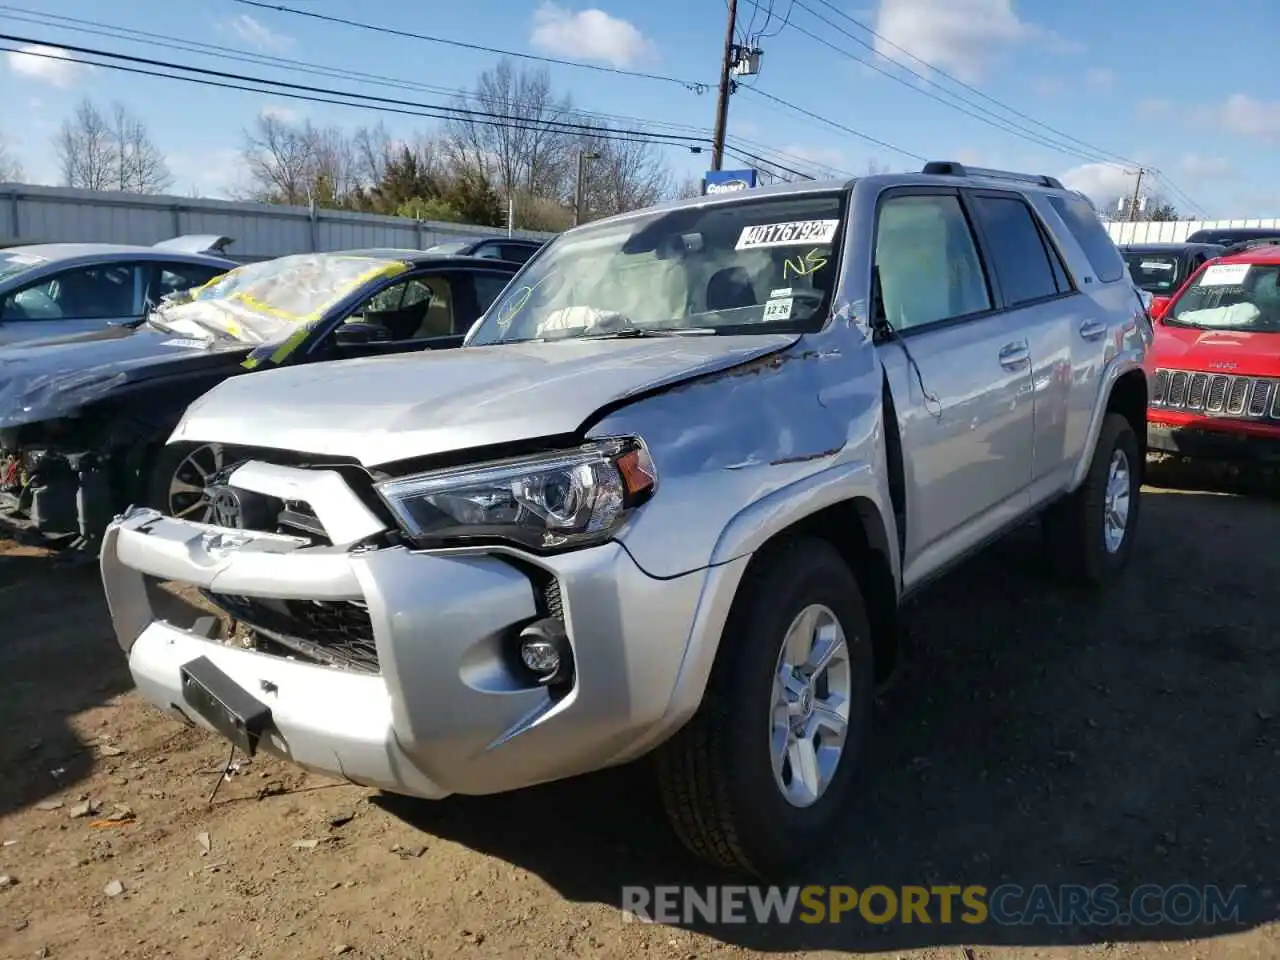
[468,191,846,345]
[154,253,409,344]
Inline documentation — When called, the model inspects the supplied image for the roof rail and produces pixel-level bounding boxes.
[921,160,1064,190]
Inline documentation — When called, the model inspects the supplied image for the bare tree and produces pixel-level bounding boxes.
[446,59,576,204]
[54,99,171,193]
[240,113,316,205]
[54,99,114,191]
[671,176,702,200]
[109,103,171,193]
[0,133,22,182]
[578,130,672,218]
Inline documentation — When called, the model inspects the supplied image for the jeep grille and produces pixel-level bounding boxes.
[1151,368,1280,421]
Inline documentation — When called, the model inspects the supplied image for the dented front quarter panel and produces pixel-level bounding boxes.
[590,315,897,582]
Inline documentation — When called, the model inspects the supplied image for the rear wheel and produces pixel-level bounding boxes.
[146,441,227,522]
[655,539,874,876]
[1042,412,1142,585]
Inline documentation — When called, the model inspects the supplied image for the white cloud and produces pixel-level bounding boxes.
[1136,98,1172,118]
[1207,94,1280,143]
[871,0,1039,83]
[167,148,247,199]
[225,14,294,53]
[1060,162,1141,207]
[782,144,847,173]
[1032,77,1065,99]
[5,44,92,87]
[1178,153,1234,180]
[1085,67,1113,91]
[530,3,654,67]
[259,104,302,124]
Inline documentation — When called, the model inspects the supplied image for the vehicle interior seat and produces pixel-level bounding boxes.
[706,266,758,311]
[365,299,431,340]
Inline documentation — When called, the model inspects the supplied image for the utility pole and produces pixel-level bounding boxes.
[710,0,738,172]
[1127,167,1146,222]
[574,150,600,226]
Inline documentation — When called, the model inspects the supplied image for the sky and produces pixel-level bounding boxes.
[0,0,1277,219]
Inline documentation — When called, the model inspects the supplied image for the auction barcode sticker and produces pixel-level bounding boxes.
[1200,263,1251,287]
[736,219,840,250]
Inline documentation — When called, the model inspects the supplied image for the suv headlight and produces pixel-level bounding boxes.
[375,437,657,551]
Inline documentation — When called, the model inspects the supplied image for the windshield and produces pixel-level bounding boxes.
[152,253,407,343]
[0,250,50,285]
[1123,252,1181,294]
[468,191,846,344]
[1167,262,1280,333]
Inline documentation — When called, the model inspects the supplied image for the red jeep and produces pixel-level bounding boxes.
[1147,243,1280,462]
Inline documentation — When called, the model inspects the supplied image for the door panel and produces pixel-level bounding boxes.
[873,190,1035,590]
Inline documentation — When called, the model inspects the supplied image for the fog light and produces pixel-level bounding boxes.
[520,638,560,674]
[516,617,573,686]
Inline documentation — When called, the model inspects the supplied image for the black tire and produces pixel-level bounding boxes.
[654,538,874,877]
[145,441,227,521]
[1042,412,1142,586]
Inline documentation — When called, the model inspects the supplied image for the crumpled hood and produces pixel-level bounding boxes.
[174,334,800,467]
[1153,324,1280,378]
[0,327,244,429]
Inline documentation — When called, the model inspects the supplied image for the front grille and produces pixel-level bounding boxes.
[1152,367,1280,423]
[205,591,378,673]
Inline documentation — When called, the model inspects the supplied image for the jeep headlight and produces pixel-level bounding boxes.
[375,438,656,551]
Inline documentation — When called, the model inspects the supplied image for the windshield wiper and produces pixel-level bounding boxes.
[580,326,719,340]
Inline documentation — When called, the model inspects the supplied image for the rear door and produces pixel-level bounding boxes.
[964,189,1086,490]
[0,260,146,345]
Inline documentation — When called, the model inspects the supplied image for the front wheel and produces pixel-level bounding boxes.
[655,539,874,876]
[146,441,229,522]
[1042,412,1142,586]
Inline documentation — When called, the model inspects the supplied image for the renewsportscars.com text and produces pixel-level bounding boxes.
[621,884,1249,927]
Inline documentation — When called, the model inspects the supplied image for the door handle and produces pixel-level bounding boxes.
[1079,319,1107,341]
[998,340,1029,370]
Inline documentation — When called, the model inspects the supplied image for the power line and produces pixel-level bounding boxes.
[0,11,844,183]
[0,33,710,148]
[784,5,1120,165]
[233,0,711,93]
[801,0,1139,168]
[0,37,711,153]
[739,86,926,162]
[0,7,706,139]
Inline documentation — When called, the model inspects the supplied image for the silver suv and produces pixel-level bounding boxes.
[101,162,1151,876]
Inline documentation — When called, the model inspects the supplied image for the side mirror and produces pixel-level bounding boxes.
[334,321,390,346]
[1150,296,1172,321]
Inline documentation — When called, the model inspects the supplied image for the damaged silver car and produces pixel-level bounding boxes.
[101,163,1150,875]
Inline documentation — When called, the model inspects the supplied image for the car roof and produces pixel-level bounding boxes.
[318,249,526,268]
[0,242,236,264]
[570,165,1088,234]
[1218,244,1280,266]
[1119,242,1224,254]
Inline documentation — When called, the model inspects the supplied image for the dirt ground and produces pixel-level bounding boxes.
[1,462,1277,960]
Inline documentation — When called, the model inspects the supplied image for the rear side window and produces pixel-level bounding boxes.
[970,195,1067,305]
[1047,194,1125,283]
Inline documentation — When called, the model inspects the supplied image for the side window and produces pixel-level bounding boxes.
[1047,194,1125,283]
[499,244,535,264]
[472,243,504,260]
[2,263,140,321]
[874,194,992,331]
[969,195,1063,305]
[157,263,226,297]
[473,272,514,314]
[346,277,439,340]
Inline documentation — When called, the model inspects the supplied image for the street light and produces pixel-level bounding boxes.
[574,150,601,226]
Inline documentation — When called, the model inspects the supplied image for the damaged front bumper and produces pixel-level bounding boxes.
[100,460,723,798]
